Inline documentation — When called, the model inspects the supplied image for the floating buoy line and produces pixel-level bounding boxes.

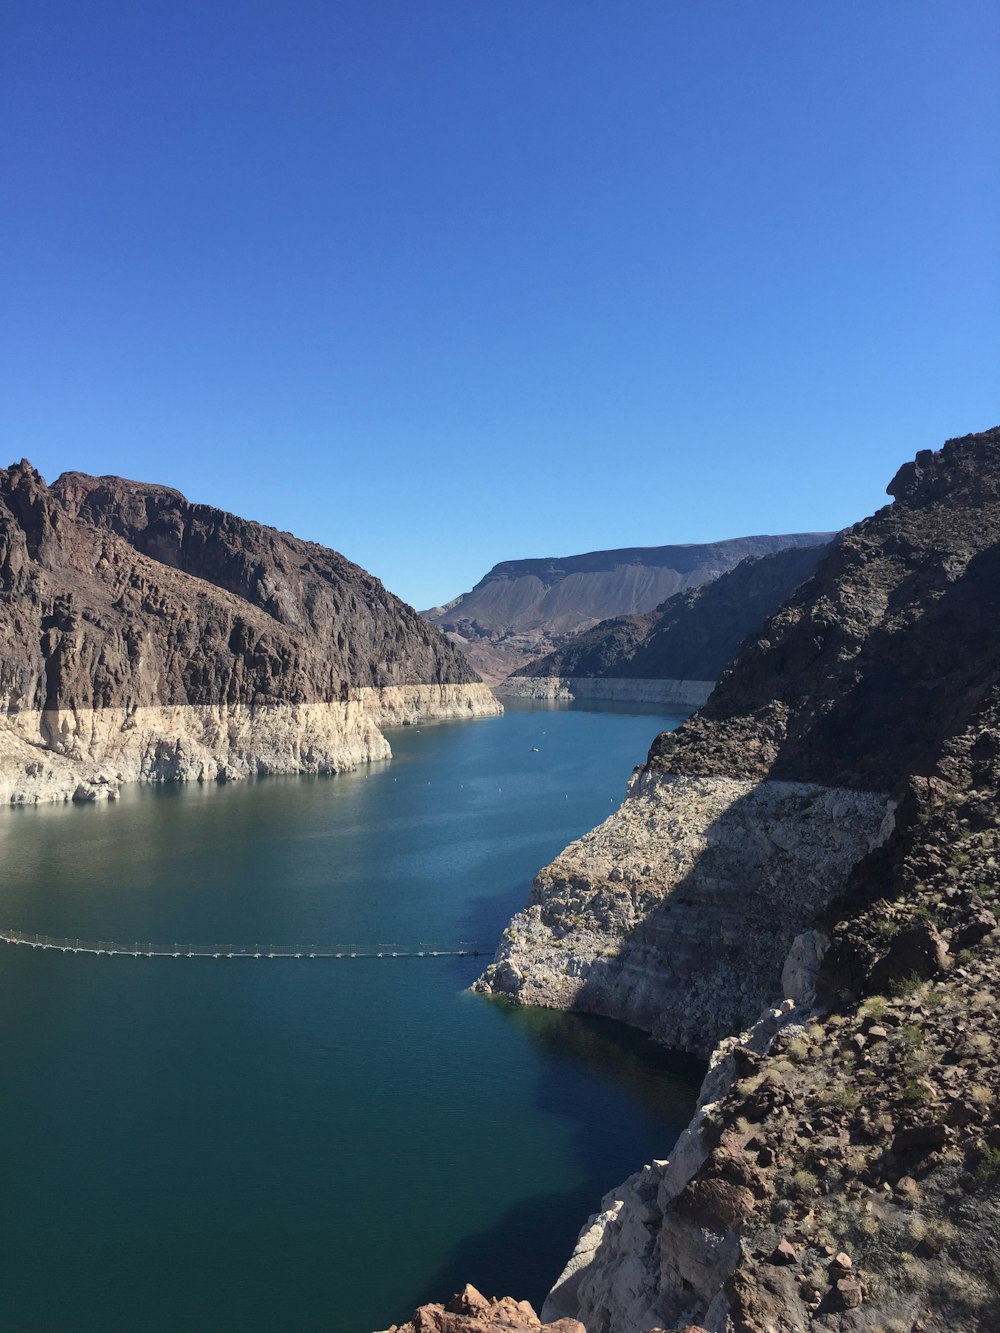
[0,929,485,961]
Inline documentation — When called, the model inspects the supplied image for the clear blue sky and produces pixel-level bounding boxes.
[2,1,997,610]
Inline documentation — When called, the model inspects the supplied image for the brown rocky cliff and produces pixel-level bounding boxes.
[50,466,479,691]
[650,427,1000,790]
[605,684,1000,1333]
[0,460,478,716]
[423,534,833,682]
[0,461,498,801]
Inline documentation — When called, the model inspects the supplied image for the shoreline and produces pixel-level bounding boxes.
[0,682,502,805]
[494,675,714,709]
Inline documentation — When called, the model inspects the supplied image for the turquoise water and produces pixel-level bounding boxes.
[0,702,704,1331]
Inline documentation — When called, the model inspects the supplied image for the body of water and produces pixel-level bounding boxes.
[0,701,704,1331]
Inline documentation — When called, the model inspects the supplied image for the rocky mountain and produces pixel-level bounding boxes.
[500,542,829,708]
[422,534,833,683]
[472,427,1000,1331]
[0,461,499,803]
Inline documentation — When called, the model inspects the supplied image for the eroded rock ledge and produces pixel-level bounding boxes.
[476,769,887,1056]
[0,682,500,804]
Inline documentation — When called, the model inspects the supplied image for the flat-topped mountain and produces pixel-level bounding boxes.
[0,461,498,803]
[422,533,833,682]
[503,541,829,705]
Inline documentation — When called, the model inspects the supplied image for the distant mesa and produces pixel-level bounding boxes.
[422,533,833,684]
[0,461,499,804]
[500,541,831,708]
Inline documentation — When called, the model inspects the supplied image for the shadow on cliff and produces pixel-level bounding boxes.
[393,1003,704,1321]
[541,779,890,1056]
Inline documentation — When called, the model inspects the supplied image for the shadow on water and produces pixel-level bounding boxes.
[453,877,538,951]
[394,1003,705,1323]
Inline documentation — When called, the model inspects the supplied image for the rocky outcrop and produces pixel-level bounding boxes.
[477,428,1000,1329]
[542,998,813,1332]
[0,684,500,804]
[507,543,830,690]
[379,1284,585,1333]
[477,770,887,1055]
[422,535,832,683]
[544,740,1000,1332]
[647,433,1000,791]
[0,461,499,802]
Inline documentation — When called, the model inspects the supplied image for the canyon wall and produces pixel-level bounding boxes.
[0,683,500,804]
[477,770,888,1056]
[0,461,499,803]
[476,428,1000,1331]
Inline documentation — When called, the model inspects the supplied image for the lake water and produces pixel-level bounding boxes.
[0,701,704,1331]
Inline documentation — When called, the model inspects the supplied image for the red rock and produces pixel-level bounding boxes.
[768,1238,799,1265]
[389,1289,582,1332]
[835,1276,864,1310]
[445,1286,492,1317]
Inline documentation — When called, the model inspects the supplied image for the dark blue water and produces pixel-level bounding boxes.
[0,701,704,1331]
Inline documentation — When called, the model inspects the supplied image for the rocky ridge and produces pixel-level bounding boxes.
[423,535,831,683]
[0,461,499,802]
[502,543,830,704]
[475,428,1000,1330]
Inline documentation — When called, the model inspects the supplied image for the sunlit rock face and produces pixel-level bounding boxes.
[378,1282,586,1333]
[476,769,887,1056]
[0,460,499,802]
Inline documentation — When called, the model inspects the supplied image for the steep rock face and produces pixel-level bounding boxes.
[479,429,1000,1039]
[0,461,498,802]
[546,696,1000,1332]
[422,534,832,682]
[48,467,480,694]
[503,543,829,692]
[650,430,1000,790]
[477,428,1000,1330]
[478,771,886,1055]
